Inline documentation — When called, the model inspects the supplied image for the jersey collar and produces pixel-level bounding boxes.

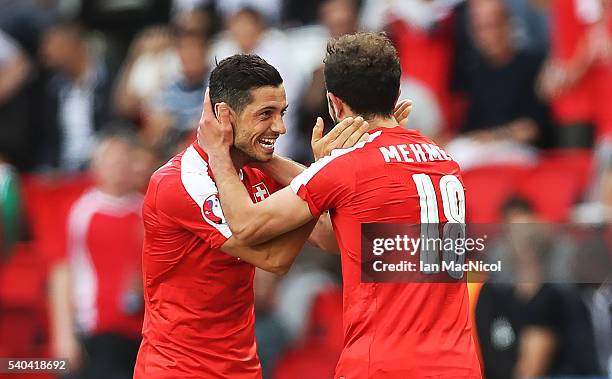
[191,140,244,181]
[369,125,420,135]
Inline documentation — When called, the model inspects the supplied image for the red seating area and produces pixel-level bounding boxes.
[20,174,93,263]
[463,149,594,223]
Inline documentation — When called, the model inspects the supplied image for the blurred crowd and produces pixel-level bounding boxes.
[0,0,611,378]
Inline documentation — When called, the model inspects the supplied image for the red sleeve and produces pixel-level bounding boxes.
[289,155,352,218]
[153,173,232,250]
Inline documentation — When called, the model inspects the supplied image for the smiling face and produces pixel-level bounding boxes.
[231,85,288,162]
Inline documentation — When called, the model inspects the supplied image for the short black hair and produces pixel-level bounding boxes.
[324,32,401,119]
[209,54,283,114]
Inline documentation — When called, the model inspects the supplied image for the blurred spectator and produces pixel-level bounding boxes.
[49,131,145,378]
[216,0,282,25]
[254,268,288,379]
[112,26,180,125]
[360,0,458,134]
[506,0,551,54]
[128,142,162,194]
[37,21,116,173]
[172,4,216,35]
[295,0,360,163]
[210,7,305,160]
[477,197,605,379]
[112,5,214,125]
[143,29,210,156]
[0,29,32,168]
[78,0,172,63]
[448,0,552,169]
[0,159,22,260]
[538,0,612,147]
[0,0,58,56]
[569,232,612,377]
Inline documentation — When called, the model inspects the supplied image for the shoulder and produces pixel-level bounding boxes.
[292,129,384,189]
[149,146,218,214]
[68,188,104,232]
[70,188,101,214]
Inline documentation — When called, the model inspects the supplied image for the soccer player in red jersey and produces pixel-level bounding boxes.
[200,33,482,378]
[133,54,371,378]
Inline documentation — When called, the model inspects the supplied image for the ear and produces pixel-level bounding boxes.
[215,103,237,127]
[328,92,344,119]
[214,103,223,120]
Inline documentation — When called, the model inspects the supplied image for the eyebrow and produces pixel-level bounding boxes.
[257,104,289,114]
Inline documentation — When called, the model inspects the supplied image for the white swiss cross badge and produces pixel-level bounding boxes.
[252,182,270,203]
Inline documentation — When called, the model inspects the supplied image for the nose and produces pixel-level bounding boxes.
[271,117,287,135]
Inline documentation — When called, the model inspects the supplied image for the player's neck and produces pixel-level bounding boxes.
[229,147,250,171]
[365,116,400,130]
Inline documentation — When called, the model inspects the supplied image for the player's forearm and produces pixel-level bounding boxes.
[252,154,306,186]
[223,219,316,275]
[208,152,279,244]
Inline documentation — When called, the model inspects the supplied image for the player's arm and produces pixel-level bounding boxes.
[211,149,314,244]
[220,219,317,275]
[244,151,340,254]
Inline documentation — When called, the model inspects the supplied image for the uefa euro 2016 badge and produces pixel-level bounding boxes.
[202,193,226,225]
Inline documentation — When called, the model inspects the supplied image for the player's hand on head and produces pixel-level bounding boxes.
[394,99,413,127]
[197,88,233,155]
[311,116,369,161]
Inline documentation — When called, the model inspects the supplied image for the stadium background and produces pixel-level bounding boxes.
[0,0,611,378]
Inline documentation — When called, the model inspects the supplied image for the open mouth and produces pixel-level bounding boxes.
[258,137,276,151]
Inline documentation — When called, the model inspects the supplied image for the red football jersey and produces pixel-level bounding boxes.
[134,142,278,379]
[290,126,482,379]
[67,189,144,338]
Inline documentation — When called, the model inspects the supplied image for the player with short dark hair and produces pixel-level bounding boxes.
[324,32,401,120]
[134,53,370,378]
[200,32,482,378]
